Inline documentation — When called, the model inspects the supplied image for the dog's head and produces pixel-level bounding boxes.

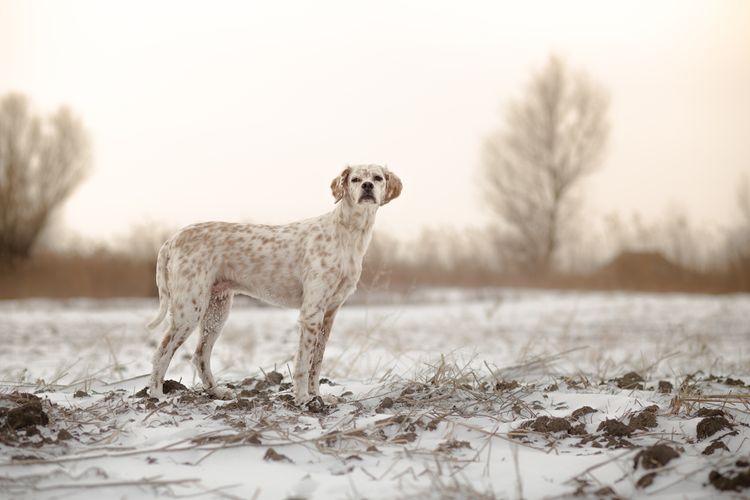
[330,164,402,206]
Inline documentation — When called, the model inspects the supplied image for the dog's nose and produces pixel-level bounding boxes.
[362,182,374,192]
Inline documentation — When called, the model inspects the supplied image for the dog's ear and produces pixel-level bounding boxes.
[331,166,351,203]
[381,169,402,205]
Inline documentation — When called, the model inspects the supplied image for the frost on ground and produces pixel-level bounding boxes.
[0,289,749,499]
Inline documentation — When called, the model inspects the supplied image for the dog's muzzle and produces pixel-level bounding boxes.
[359,182,376,203]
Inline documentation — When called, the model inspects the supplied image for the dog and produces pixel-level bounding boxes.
[147,165,401,406]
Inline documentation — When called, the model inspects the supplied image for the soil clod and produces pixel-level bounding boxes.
[162,380,187,394]
[5,402,49,430]
[56,429,73,441]
[436,440,471,453]
[598,419,633,437]
[695,408,725,418]
[304,396,326,413]
[375,397,394,413]
[697,416,732,440]
[616,372,644,390]
[723,377,745,387]
[703,441,730,455]
[634,444,680,469]
[526,415,571,433]
[263,448,292,463]
[571,406,597,419]
[629,407,658,430]
[265,371,284,385]
[657,381,673,393]
[494,380,519,392]
[636,472,657,489]
[708,460,750,491]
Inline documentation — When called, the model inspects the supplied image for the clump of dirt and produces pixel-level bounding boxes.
[709,459,750,491]
[723,377,746,386]
[616,372,644,390]
[263,447,292,463]
[703,441,730,455]
[56,429,73,441]
[598,419,633,437]
[375,397,394,413]
[634,444,680,469]
[177,392,212,405]
[163,380,187,394]
[304,396,328,414]
[636,472,657,489]
[591,486,619,498]
[695,408,725,418]
[391,432,417,443]
[697,416,732,440]
[570,423,588,436]
[222,399,255,411]
[706,375,746,387]
[494,380,519,392]
[571,406,597,419]
[657,381,673,393]
[265,371,284,385]
[525,415,571,433]
[436,440,471,453]
[5,401,49,430]
[629,406,658,430]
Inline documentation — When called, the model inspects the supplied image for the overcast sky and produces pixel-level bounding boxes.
[1,0,749,246]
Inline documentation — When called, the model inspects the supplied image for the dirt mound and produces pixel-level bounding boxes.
[598,419,633,437]
[703,441,730,455]
[657,381,673,393]
[634,444,680,469]
[570,406,597,419]
[697,416,732,440]
[525,416,571,433]
[615,372,644,390]
[709,459,750,491]
[5,402,49,430]
[163,380,187,394]
[629,406,658,430]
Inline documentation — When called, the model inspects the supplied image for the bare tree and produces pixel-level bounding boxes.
[482,56,609,274]
[0,93,91,265]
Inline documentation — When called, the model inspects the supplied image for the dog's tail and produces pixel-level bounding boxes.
[147,241,171,330]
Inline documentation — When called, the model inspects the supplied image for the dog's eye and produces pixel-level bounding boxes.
[351,178,361,183]
[373,175,383,182]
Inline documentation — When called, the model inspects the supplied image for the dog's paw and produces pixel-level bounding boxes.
[294,390,312,407]
[148,387,165,399]
[209,386,236,400]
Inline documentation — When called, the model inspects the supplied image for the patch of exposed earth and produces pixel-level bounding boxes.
[1,367,748,499]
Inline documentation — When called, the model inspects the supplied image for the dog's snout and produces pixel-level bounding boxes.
[362,181,374,192]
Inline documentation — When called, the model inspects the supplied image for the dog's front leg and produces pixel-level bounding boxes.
[293,302,325,406]
[309,306,339,398]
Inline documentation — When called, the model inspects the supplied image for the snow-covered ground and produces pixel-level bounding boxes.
[0,289,748,499]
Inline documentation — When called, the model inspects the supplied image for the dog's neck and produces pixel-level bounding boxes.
[332,198,378,256]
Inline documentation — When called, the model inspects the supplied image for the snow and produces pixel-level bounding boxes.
[0,288,749,499]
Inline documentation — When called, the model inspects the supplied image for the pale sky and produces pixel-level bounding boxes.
[1,0,749,246]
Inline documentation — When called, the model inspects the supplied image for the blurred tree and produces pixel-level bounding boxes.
[0,93,91,266]
[482,56,609,275]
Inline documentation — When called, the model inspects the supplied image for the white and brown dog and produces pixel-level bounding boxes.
[147,165,401,405]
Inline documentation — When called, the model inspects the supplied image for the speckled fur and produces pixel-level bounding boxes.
[147,165,402,404]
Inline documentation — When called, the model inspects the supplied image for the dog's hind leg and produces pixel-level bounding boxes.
[194,291,234,399]
[149,292,207,398]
